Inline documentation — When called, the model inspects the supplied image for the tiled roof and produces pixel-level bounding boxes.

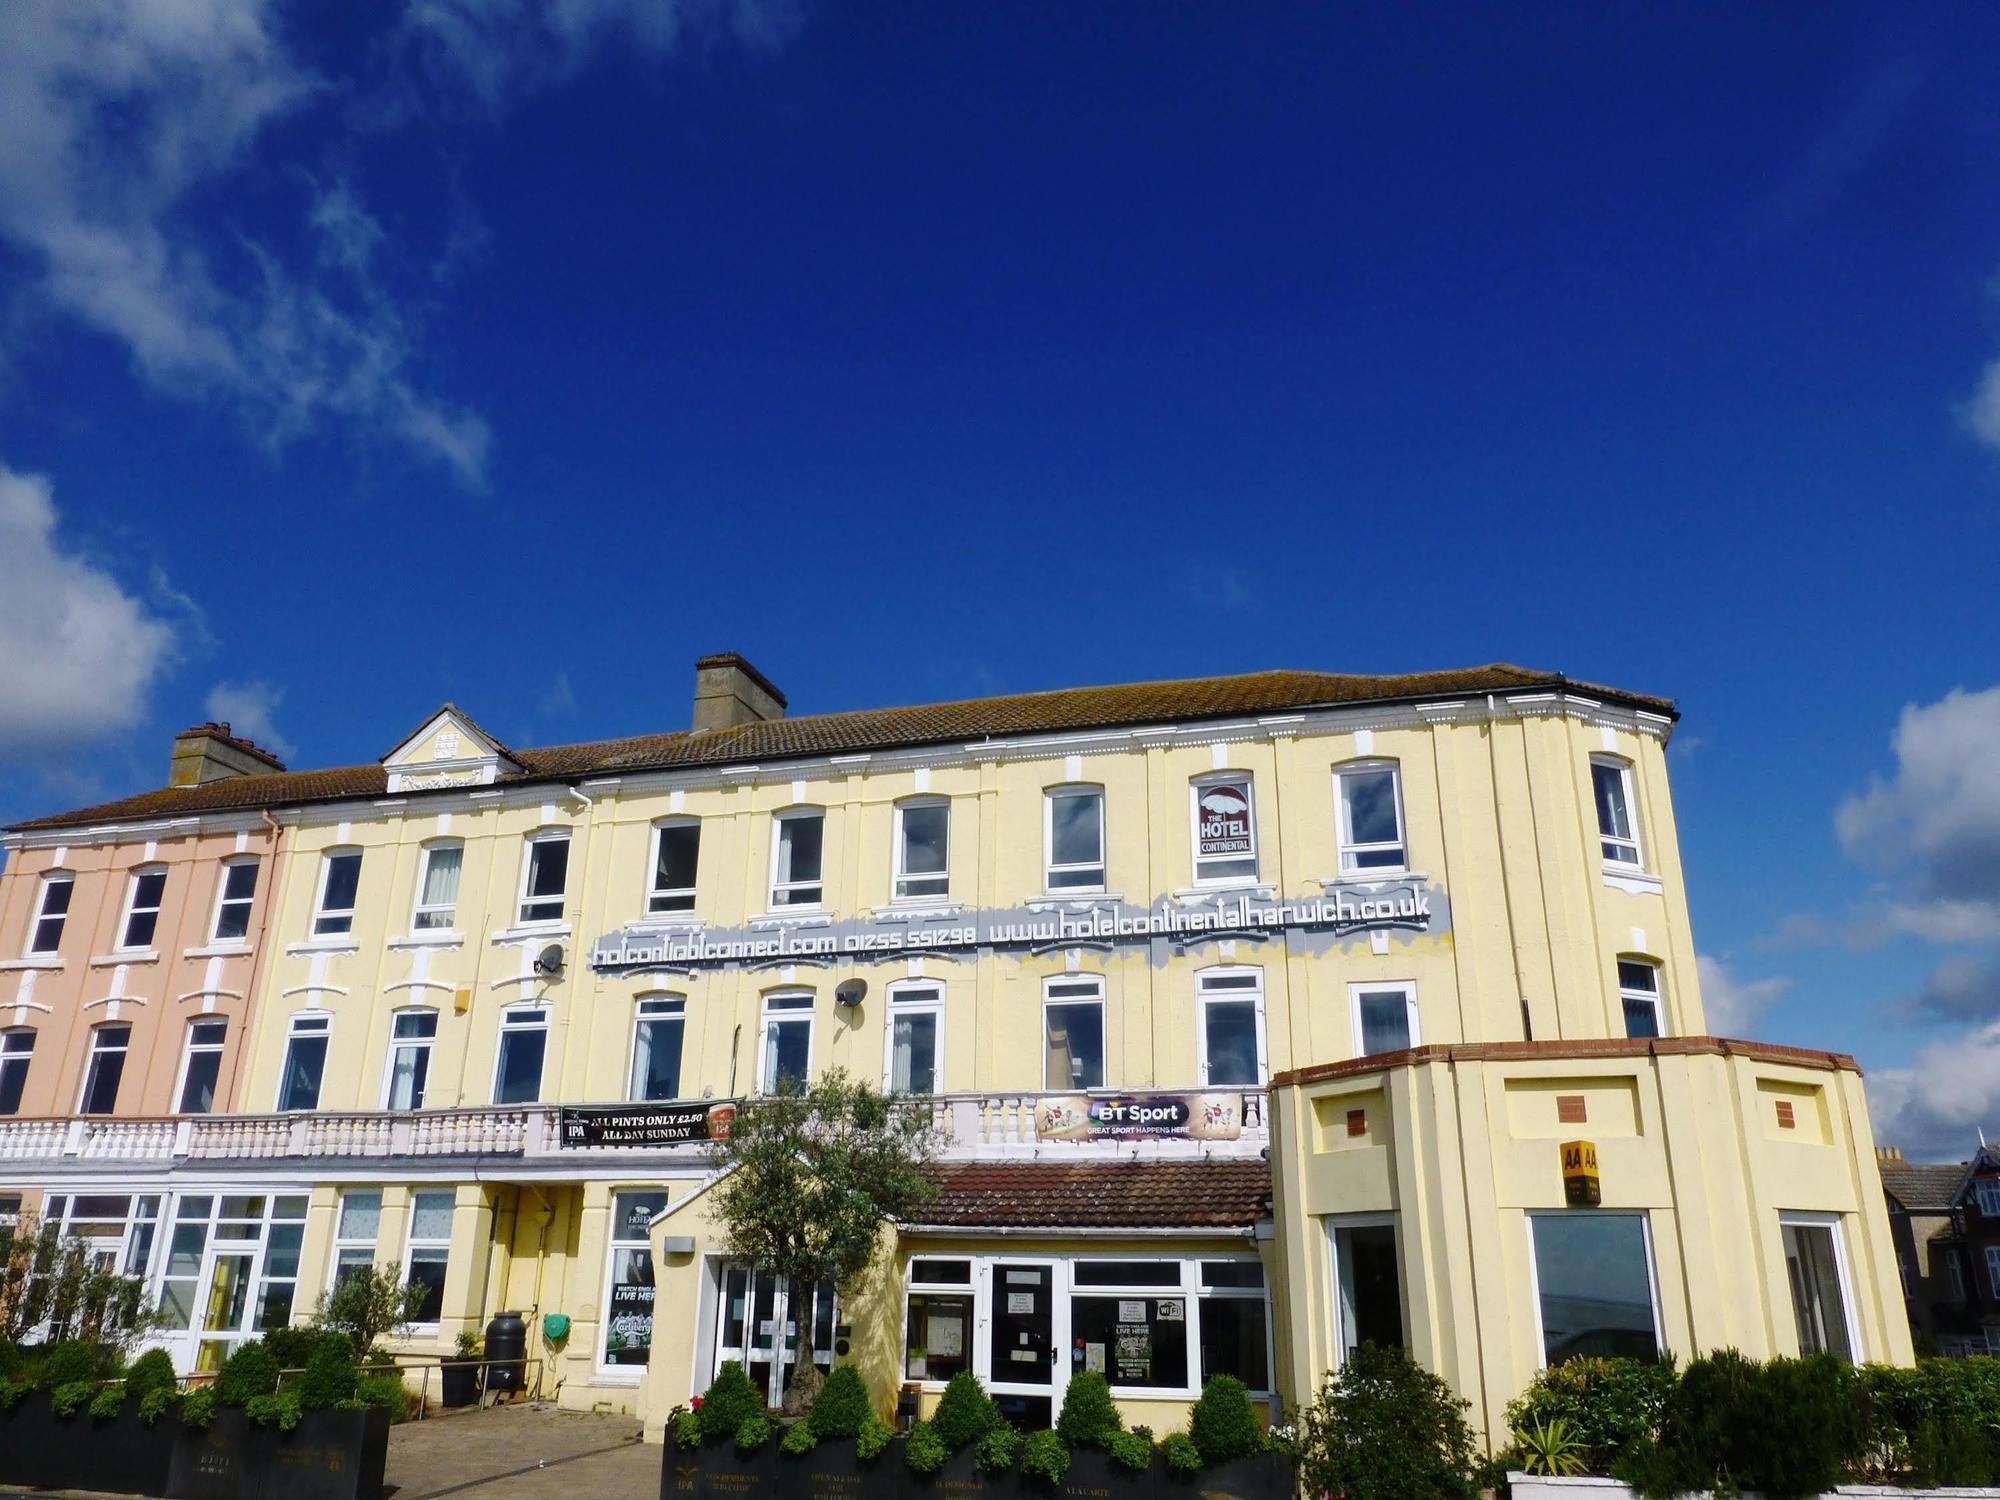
[1879,1158,1970,1211]
[915,1161,1271,1229]
[7,662,1674,832]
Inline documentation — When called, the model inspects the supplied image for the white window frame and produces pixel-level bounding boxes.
[400,1190,456,1332]
[892,798,951,904]
[1973,1179,2000,1218]
[516,830,570,927]
[883,981,945,1095]
[116,865,168,952]
[328,1190,383,1292]
[26,874,73,956]
[277,1011,332,1110]
[1334,760,1408,874]
[1618,958,1664,1038]
[757,991,815,1095]
[1525,1209,1665,1370]
[628,995,687,1102]
[381,1007,440,1110]
[1349,980,1419,1057]
[173,1017,229,1114]
[207,857,260,945]
[77,1022,132,1113]
[1042,975,1107,1091]
[1189,774,1259,886]
[1325,1211,1404,1371]
[1779,1211,1861,1361]
[1987,1244,2000,1300]
[1043,785,1107,893]
[1196,967,1267,1087]
[769,808,826,910]
[1591,756,1645,869]
[599,1187,671,1378]
[312,849,362,937]
[411,841,464,933]
[493,1004,551,1104]
[646,819,701,915]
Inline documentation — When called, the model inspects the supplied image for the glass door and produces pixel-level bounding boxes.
[712,1266,838,1406]
[986,1262,1056,1429]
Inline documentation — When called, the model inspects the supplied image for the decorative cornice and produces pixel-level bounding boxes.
[1270,1035,1862,1090]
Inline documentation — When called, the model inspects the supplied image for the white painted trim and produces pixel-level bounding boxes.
[1779,1211,1863,1362]
[1348,979,1419,1057]
[882,978,945,1095]
[1195,965,1268,1087]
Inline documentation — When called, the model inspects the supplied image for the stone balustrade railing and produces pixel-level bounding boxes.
[0,1087,1266,1168]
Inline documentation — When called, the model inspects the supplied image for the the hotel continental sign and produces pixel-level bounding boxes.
[590,879,1450,975]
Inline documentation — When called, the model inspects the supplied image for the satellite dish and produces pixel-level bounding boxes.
[535,943,566,976]
[834,978,867,1008]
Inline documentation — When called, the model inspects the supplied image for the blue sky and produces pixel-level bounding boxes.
[1,2,1997,1155]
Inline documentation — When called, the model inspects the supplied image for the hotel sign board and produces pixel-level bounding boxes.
[558,1101,737,1148]
[590,880,1446,976]
[1196,782,1253,858]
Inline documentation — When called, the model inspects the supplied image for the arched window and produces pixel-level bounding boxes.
[117,866,168,951]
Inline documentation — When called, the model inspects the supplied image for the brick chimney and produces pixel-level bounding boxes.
[169,723,287,786]
[1875,1145,1904,1164]
[692,653,787,732]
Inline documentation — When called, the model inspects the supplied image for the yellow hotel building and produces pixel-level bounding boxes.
[0,656,1909,1443]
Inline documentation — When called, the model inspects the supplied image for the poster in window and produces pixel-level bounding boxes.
[1115,1323,1151,1383]
[1197,783,1253,856]
[927,1315,963,1358]
[1084,1342,1106,1374]
[603,1281,655,1366]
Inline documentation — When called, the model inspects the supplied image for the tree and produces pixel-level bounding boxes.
[313,1265,427,1355]
[708,1067,941,1413]
[0,1212,152,1347]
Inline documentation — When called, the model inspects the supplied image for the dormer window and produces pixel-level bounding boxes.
[771,810,824,908]
[518,832,569,926]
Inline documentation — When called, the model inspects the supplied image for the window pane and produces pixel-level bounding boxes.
[1073,1262,1183,1287]
[1343,771,1400,847]
[411,1192,455,1240]
[82,1031,128,1113]
[632,1015,685,1101]
[496,1026,547,1104]
[900,804,949,876]
[906,1291,972,1382]
[1050,792,1103,868]
[1783,1224,1853,1362]
[1070,1295,1189,1390]
[891,1012,937,1094]
[1195,780,1256,880]
[1356,991,1412,1056]
[764,1017,811,1092]
[527,838,568,897]
[0,1032,34,1115]
[406,1247,448,1323]
[389,1038,431,1110]
[279,1035,327,1110]
[1623,998,1660,1040]
[322,854,361,913]
[1334,1223,1404,1362]
[1199,1296,1269,1390]
[1532,1214,1659,1364]
[338,1192,382,1238]
[417,847,462,927]
[1045,1002,1104,1090]
[264,1223,303,1280]
[1201,1261,1265,1289]
[1617,961,1658,995]
[910,1258,972,1285]
[653,824,699,904]
[779,815,823,883]
[1593,763,1632,839]
[1204,1000,1260,1085]
[605,1245,656,1365]
[179,1047,222,1114]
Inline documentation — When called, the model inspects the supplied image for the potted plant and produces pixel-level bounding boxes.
[441,1331,483,1408]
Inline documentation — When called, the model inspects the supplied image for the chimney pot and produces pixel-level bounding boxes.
[692,653,787,732]
[170,721,287,786]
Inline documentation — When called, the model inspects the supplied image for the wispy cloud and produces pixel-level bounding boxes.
[204,680,298,762]
[1696,954,1791,1036]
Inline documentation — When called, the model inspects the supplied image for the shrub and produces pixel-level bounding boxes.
[89,1381,127,1420]
[139,1385,181,1426]
[1056,1369,1122,1448]
[214,1341,280,1406]
[50,1379,94,1417]
[32,1339,105,1389]
[246,1390,303,1431]
[735,1413,772,1452]
[1108,1430,1154,1470]
[296,1332,358,1410]
[180,1385,217,1429]
[807,1363,872,1439]
[1296,1343,1476,1500]
[1505,1355,1673,1473]
[780,1418,818,1456]
[1189,1373,1262,1466]
[1517,1415,1587,1476]
[1615,1349,1858,1500]
[0,1381,27,1411]
[698,1361,766,1443]
[856,1414,894,1461]
[1020,1429,1070,1484]
[0,1338,18,1384]
[356,1369,409,1420]
[260,1325,331,1372]
[1161,1431,1202,1472]
[125,1348,178,1404]
[931,1369,1002,1450]
[904,1420,949,1475]
[974,1424,1022,1474]
[670,1405,702,1449]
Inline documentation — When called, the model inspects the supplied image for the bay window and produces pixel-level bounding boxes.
[1781,1216,1855,1361]
[1528,1211,1662,1365]
[1329,1216,1404,1367]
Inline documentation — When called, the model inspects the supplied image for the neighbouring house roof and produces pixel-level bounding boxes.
[7,662,1675,833]
[913,1160,1272,1230]
[1880,1158,1972,1212]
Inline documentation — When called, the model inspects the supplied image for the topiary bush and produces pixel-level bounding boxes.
[50,1379,94,1417]
[139,1385,182,1426]
[670,1405,702,1448]
[735,1413,772,1452]
[780,1418,818,1456]
[214,1341,280,1406]
[295,1332,358,1410]
[89,1381,127,1420]
[904,1420,949,1475]
[246,1390,303,1431]
[1189,1372,1262,1465]
[930,1369,1002,1450]
[974,1423,1022,1474]
[1108,1430,1154,1471]
[179,1385,217,1429]
[807,1362,872,1439]
[1056,1369,1123,1448]
[1296,1342,1476,1500]
[259,1325,330,1372]
[32,1340,104,1390]
[1162,1430,1202,1471]
[698,1361,766,1443]
[856,1414,894,1461]
[1020,1429,1070,1484]
[124,1348,178,1405]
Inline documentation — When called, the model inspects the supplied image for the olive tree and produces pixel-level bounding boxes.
[0,1212,152,1347]
[708,1067,940,1412]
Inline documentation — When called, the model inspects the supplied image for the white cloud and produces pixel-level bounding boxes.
[0,464,177,753]
[1838,685,2000,904]
[203,680,297,762]
[1964,358,2000,452]
[0,1,489,484]
[1867,1018,2000,1160]
[1902,951,2000,1023]
[539,671,578,718]
[1696,954,1791,1036]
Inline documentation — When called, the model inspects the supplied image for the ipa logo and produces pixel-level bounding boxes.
[1197,784,1252,856]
